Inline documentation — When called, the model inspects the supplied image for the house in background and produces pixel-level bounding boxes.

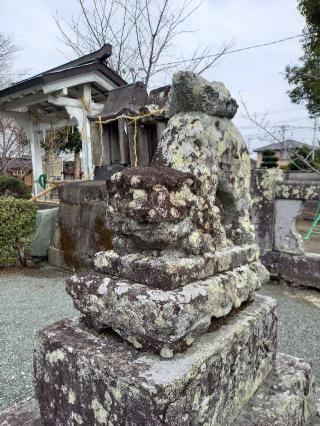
[254,140,314,168]
[2,157,33,186]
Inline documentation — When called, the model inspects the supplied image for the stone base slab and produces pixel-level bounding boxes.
[94,244,260,290]
[0,398,42,426]
[3,356,319,425]
[34,294,277,425]
[262,251,320,290]
[67,262,268,356]
[235,353,318,425]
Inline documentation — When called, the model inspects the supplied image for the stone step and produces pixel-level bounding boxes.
[94,244,260,290]
[66,262,268,356]
[234,353,318,425]
[33,294,277,425]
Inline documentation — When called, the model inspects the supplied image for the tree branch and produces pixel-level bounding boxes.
[241,96,320,176]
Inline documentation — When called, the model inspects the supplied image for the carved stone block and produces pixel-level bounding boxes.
[67,262,268,356]
[34,294,277,426]
[94,244,260,290]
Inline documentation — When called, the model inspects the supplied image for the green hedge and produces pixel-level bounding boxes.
[0,197,37,266]
[0,176,31,199]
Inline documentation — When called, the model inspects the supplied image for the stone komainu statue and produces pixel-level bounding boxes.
[107,72,255,258]
[83,71,267,355]
[33,72,316,426]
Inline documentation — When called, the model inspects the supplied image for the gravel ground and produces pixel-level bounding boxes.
[0,268,319,412]
[259,281,320,384]
[0,267,75,411]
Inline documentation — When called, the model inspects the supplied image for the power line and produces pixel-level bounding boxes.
[242,127,315,139]
[239,123,315,130]
[238,116,317,130]
[0,33,305,76]
[236,107,307,118]
[0,73,31,76]
[155,33,304,68]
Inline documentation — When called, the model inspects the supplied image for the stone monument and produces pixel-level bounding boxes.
[31,72,317,425]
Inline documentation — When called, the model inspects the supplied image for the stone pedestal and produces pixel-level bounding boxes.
[34,295,276,426]
[1,356,318,425]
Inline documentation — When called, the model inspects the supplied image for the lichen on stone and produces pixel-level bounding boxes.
[64,72,269,356]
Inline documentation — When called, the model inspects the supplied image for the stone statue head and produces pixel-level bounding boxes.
[106,72,254,256]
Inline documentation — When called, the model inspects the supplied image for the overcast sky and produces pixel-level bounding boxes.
[0,0,315,154]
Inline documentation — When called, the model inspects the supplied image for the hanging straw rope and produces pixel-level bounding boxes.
[29,104,165,201]
[93,108,165,167]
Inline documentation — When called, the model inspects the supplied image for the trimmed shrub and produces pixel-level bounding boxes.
[0,197,37,266]
[261,150,278,168]
[287,145,320,171]
[0,176,31,199]
[280,164,290,171]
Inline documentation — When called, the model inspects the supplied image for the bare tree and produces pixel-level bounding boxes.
[0,116,30,176]
[0,33,20,89]
[0,34,30,177]
[177,40,236,75]
[55,0,234,87]
[241,97,320,176]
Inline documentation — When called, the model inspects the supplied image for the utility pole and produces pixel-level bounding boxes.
[312,117,318,161]
[246,136,252,153]
[274,124,289,142]
[282,124,294,141]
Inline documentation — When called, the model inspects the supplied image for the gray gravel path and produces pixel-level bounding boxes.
[0,267,76,411]
[259,282,320,384]
[0,268,319,412]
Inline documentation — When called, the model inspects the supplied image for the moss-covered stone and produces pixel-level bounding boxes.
[34,294,277,426]
[169,71,238,119]
[66,262,268,355]
[94,244,260,290]
[235,353,317,425]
